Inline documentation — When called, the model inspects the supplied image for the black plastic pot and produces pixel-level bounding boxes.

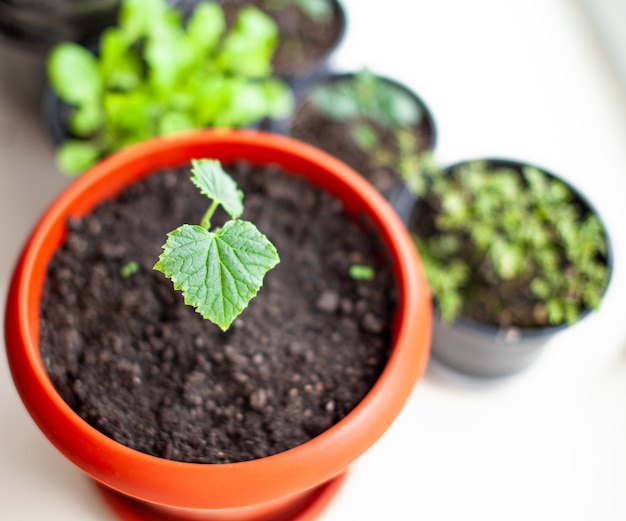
[274,0,347,91]
[42,85,71,148]
[0,0,119,51]
[430,314,566,378]
[410,158,612,379]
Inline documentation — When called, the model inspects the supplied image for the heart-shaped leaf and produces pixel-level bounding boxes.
[154,220,279,330]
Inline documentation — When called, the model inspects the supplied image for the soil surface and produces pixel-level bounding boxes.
[40,161,396,464]
[219,0,344,78]
[290,78,435,196]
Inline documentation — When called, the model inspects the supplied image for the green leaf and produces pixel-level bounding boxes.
[158,111,196,135]
[490,239,525,279]
[310,83,361,121]
[213,81,269,127]
[530,277,551,300]
[154,220,280,330]
[262,79,295,118]
[145,21,193,91]
[218,6,278,77]
[47,43,102,105]
[104,89,157,131]
[191,159,244,219]
[99,28,142,90]
[56,140,101,176]
[119,0,169,43]
[546,298,565,325]
[120,261,139,278]
[349,264,375,281]
[377,83,423,128]
[194,76,232,125]
[186,2,225,54]
[350,122,379,151]
[69,102,104,136]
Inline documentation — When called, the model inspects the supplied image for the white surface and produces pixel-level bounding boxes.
[2,1,626,520]
[578,0,626,93]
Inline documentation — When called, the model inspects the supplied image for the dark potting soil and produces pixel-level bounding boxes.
[219,0,343,77]
[40,161,397,464]
[290,99,434,196]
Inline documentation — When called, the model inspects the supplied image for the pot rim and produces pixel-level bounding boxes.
[5,129,432,510]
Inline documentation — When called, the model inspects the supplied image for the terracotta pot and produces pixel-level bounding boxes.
[5,130,432,520]
[410,158,612,379]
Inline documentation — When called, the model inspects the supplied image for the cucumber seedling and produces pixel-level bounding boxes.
[154,159,280,330]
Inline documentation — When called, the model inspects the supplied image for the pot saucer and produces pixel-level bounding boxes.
[95,470,347,521]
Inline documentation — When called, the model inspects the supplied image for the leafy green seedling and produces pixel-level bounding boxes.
[47,0,293,176]
[154,159,280,330]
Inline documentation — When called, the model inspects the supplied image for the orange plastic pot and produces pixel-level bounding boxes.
[5,129,432,521]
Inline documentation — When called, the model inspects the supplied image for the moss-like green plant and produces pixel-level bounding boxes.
[407,160,610,327]
[154,159,280,330]
[47,0,294,175]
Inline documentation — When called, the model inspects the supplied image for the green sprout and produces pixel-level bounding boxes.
[120,261,140,278]
[349,264,375,281]
[47,0,294,175]
[154,159,280,330]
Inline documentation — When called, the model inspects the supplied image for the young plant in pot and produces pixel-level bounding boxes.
[288,69,437,213]
[44,0,294,175]
[210,0,346,88]
[5,129,432,520]
[406,158,611,379]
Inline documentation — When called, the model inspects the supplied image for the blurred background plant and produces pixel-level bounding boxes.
[308,68,424,155]
[406,159,610,328]
[290,69,435,196]
[47,0,293,175]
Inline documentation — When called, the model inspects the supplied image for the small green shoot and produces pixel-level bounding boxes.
[349,264,375,281]
[154,159,280,330]
[120,261,140,278]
